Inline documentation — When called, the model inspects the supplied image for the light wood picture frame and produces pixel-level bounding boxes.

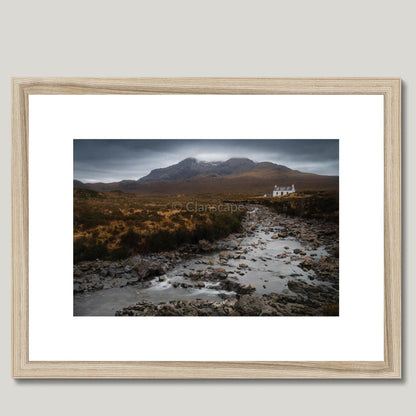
[12,78,401,378]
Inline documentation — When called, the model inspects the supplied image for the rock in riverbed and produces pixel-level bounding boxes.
[115,287,338,316]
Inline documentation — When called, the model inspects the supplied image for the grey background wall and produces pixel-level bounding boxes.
[1,1,414,415]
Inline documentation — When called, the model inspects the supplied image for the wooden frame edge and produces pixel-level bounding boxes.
[12,78,401,379]
[383,79,402,379]
[12,78,29,378]
[13,360,398,379]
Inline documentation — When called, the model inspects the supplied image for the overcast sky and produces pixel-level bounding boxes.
[74,139,339,183]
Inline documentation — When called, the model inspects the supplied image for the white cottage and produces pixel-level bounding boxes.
[273,184,295,197]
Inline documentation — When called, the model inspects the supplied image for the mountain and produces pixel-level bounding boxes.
[74,157,338,195]
[73,179,88,189]
[138,158,259,182]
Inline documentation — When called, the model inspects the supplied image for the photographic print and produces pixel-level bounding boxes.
[73,139,339,317]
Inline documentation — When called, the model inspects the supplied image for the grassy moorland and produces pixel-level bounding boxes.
[74,188,338,263]
[231,191,339,223]
[73,189,246,263]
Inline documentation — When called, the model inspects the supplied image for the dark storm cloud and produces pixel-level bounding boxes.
[74,139,339,183]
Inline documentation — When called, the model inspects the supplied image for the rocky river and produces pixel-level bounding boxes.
[74,205,339,316]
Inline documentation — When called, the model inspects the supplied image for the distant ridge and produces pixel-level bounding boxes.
[74,157,338,195]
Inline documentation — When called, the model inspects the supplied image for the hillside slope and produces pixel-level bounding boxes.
[74,157,338,194]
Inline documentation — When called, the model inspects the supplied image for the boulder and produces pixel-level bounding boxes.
[79,264,90,271]
[236,295,267,315]
[299,257,316,271]
[198,239,212,251]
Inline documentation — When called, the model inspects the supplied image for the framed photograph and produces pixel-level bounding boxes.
[12,78,401,378]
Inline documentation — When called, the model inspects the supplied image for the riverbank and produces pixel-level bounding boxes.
[74,205,339,316]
